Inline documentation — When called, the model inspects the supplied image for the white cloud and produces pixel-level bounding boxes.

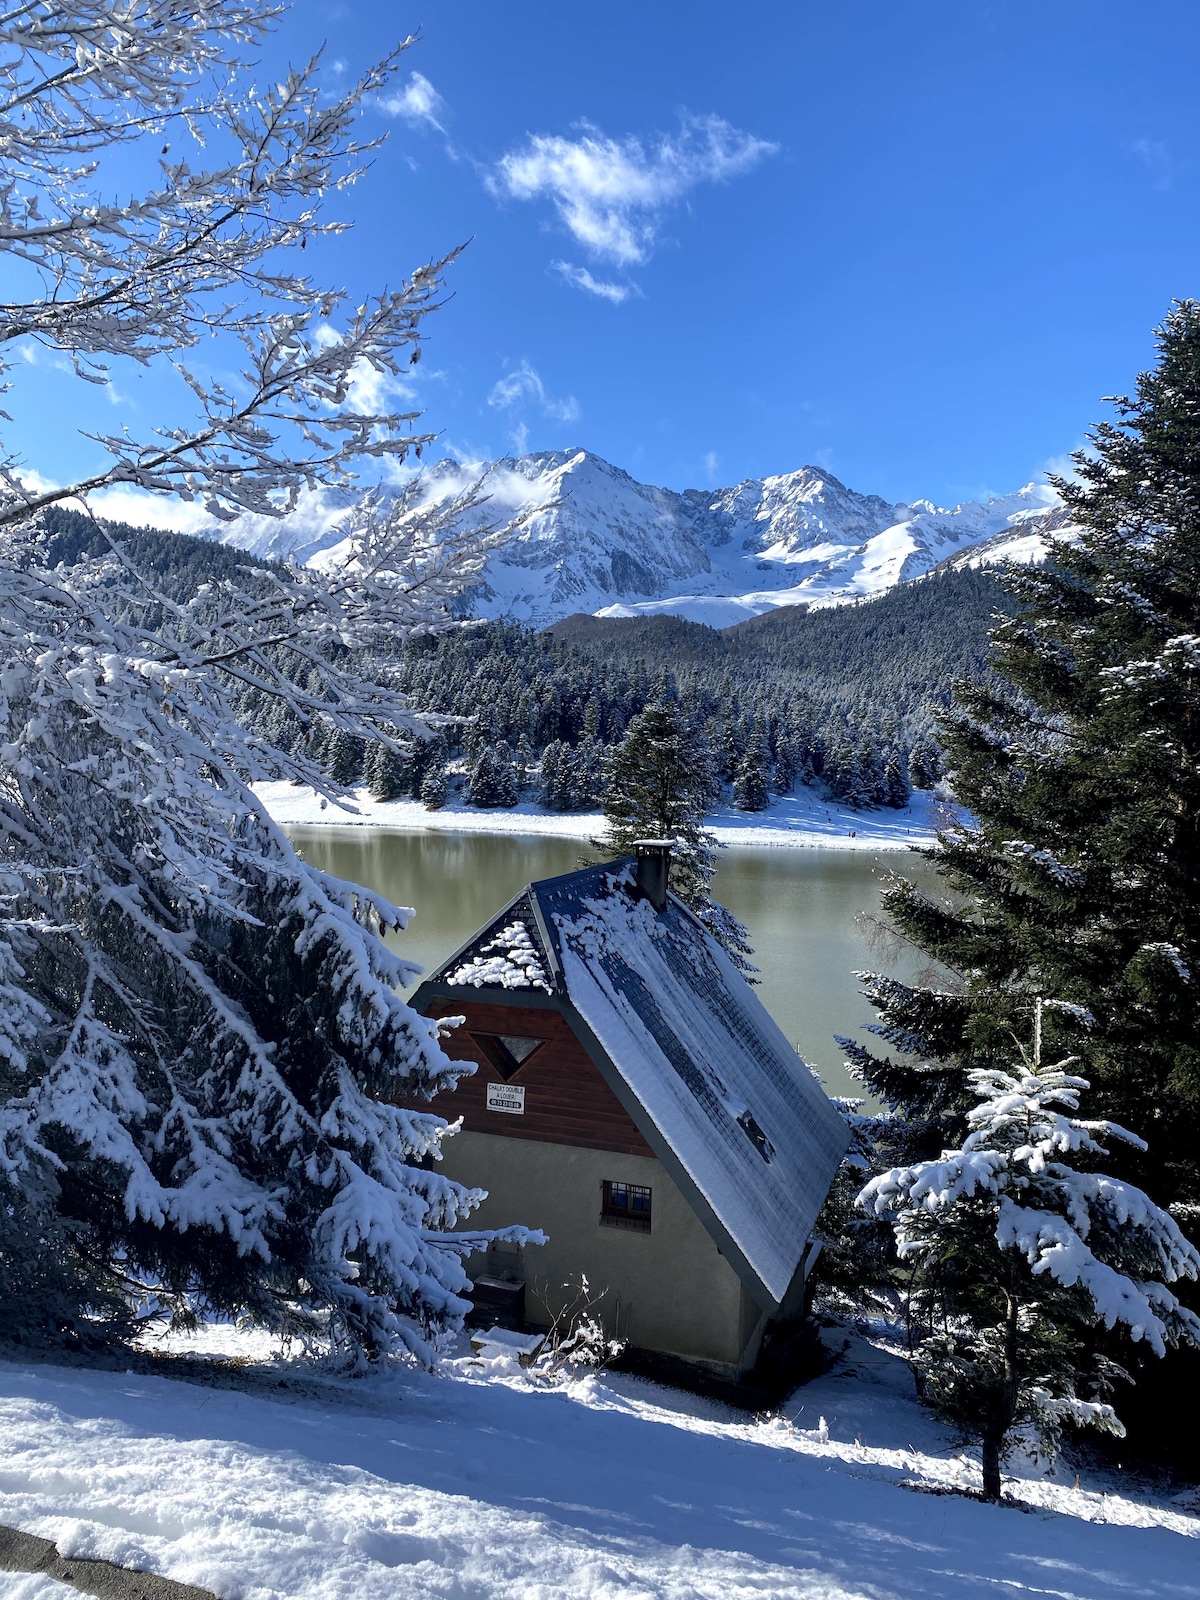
[88,486,216,533]
[345,357,417,417]
[380,71,446,133]
[487,359,579,425]
[9,468,215,534]
[490,113,777,266]
[1043,450,1086,486]
[701,451,720,483]
[552,261,638,304]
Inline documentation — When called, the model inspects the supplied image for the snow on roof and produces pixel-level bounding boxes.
[443,908,552,992]
[428,862,848,1305]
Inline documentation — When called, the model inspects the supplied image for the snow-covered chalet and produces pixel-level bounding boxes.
[408,844,848,1381]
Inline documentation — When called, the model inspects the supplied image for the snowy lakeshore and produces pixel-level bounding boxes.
[254,780,949,851]
[0,1325,1194,1600]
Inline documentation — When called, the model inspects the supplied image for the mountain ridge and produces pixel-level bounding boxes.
[213,447,1063,627]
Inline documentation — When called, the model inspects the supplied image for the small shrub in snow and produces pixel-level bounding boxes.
[859,1000,1200,1499]
[527,1277,625,1386]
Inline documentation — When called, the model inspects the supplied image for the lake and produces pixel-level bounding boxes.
[288,827,944,1101]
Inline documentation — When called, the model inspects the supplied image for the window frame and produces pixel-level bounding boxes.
[600,1178,652,1233]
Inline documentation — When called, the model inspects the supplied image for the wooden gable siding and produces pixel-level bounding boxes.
[414,998,653,1157]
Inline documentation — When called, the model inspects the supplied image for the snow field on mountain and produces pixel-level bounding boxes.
[253,780,948,851]
[211,449,1063,626]
[0,1328,1194,1600]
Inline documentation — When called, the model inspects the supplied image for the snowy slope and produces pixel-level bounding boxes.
[0,1327,1194,1600]
[211,449,1063,627]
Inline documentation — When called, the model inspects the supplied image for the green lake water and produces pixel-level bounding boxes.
[289,828,943,1101]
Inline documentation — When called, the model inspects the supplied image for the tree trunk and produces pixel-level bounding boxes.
[980,1430,1003,1501]
[980,1289,1020,1501]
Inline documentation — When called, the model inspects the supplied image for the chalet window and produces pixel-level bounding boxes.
[469,1032,546,1081]
[600,1179,652,1233]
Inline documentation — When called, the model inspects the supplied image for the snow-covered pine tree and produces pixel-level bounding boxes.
[842,306,1200,1459]
[0,2,527,1360]
[466,744,516,808]
[883,750,910,810]
[571,734,604,810]
[773,727,802,795]
[597,698,755,974]
[860,1001,1200,1499]
[856,304,1200,1220]
[325,725,366,787]
[419,765,448,811]
[514,734,533,792]
[539,741,569,810]
[733,728,770,812]
[367,738,410,802]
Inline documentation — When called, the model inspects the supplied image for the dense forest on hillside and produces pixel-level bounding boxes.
[40,509,1012,812]
[367,565,1014,811]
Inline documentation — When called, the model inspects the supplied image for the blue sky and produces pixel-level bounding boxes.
[13,0,1200,508]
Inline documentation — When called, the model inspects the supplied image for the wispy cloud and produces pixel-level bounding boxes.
[488,359,580,426]
[313,322,422,416]
[1132,136,1180,191]
[552,260,639,304]
[380,71,446,133]
[490,113,777,267]
[1043,449,1086,486]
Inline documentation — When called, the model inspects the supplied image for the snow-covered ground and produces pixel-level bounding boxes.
[0,1326,1194,1600]
[254,781,949,852]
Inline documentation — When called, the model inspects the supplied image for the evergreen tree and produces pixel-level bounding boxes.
[419,765,447,810]
[366,740,409,802]
[733,728,771,811]
[842,305,1200,1459]
[860,1002,1200,1499]
[325,725,366,787]
[514,734,533,792]
[883,750,909,810]
[539,740,569,811]
[860,304,1200,1213]
[597,699,755,973]
[773,727,802,794]
[467,744,516,808]
[571,734,604,810]
[908,738,938,789]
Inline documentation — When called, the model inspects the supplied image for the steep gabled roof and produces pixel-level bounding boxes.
[419,860,849,1309]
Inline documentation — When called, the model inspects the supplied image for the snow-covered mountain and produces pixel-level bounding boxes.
[215,448,1063,627]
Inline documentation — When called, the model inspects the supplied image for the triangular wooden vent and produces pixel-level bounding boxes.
[470,1032,547,1080]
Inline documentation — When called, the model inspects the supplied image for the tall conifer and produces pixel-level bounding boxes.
[843,304,1200,1455]
[597,699,755,973]
[856,304,1200,1209]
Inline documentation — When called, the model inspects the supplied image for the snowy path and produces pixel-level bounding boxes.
[0,1332,1194,1600]
[253,781,949,852]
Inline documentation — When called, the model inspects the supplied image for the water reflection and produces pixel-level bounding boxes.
[289,827,941,1100]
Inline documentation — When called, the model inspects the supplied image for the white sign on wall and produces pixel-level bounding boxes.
[486,1082,526,1116]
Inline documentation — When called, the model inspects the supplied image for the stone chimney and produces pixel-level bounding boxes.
[633,840,673,912]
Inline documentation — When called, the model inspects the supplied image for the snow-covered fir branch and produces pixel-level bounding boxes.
[0,1,539,1361]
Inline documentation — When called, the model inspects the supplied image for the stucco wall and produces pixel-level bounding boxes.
[439,1128,764,1373]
